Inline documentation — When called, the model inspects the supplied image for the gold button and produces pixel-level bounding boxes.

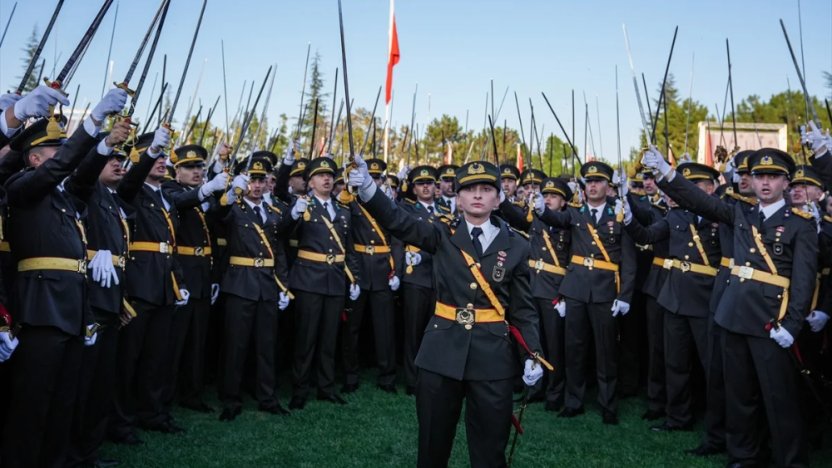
[469,282,477,290]
[688,242,694,247]
[750,248,756,253]
[591,241,596,245]
[745,262,751,266]
[465,324,473,330]
[684,255,689,260]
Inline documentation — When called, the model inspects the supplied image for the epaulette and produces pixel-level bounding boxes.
[568,201,583,209]
[438,214,453,225]
[824,214,832,223]
[335,199,350,209]
[510,227,529,239]
[404,198,416,205]
[725,191,758,206]
[791,207,814,220]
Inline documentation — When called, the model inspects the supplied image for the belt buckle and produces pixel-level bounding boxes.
[456,303,475,330]
[365,245,375,255]
[582,257,595,269]
[663,258,674,270]
[194,246,204,257]
[159,242,170,254]
[326,254,336,265]
[254,257,265,268]
[738,265,754,280]
[679,261,691,273]
[534,259,544,271]
[77,260,87,275]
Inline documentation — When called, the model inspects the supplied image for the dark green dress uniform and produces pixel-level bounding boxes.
[161,145,216,413]
[274,157,310,204]
[359,161,542,468]
[658,149,816,467]
[500,177,572,411]
[436,164,459,215]
[287,157,360,408]
[627,187,670,419]
[342,158,398,391]
[626,162,722,430]
[65,140,133,466]
[112,133,187,439]
[395,166,450,394]
[217,157,293,418]
[1,117,98,467]
[537,162,637,421]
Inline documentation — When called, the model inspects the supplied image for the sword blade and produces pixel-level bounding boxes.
[16,0,64,93]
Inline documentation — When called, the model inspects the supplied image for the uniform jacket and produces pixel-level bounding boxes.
[394,199,449,290]
[162,181,213,299]
[350,197,398,291]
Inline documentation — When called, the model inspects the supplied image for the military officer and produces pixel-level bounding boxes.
[519,168,545,195]
[499,164,520,201]
[436,164,459,214]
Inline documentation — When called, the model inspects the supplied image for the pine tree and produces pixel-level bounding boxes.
[299,51,328,156]
[18,26,40,92]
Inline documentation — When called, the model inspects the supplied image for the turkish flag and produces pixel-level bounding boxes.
[517,144,524,172]
[385,6,400,104]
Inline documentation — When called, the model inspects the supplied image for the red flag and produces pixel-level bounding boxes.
[704,128,713,167]
[385,2,400,105]
[516,144,524,172]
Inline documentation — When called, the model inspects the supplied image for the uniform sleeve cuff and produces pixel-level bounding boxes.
[83,117,101,138]
[0,109,20,138]
[97,139,114,156]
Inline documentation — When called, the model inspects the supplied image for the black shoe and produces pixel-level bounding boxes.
[377,383,397,394]
[405,386,416,396]
[259,402,290,416]
[651,421,692,432]
[341,383,359,394]
[109,432,143,446]
[317,392,348,405]
[602,410,619,425]
[544,400,563,412]
[641,409,664,421]
[218,407,242,421]
[685,444,725,457]
[288,396,307,410]
[558,407,585,418]
[181,400,214,413]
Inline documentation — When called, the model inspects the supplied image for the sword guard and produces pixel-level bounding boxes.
[114,81,136,97]
[42,78,67,96]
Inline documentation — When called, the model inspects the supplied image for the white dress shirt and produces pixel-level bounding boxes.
[466,219,499,253]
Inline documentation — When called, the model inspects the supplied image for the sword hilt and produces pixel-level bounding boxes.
[114,81,136,97]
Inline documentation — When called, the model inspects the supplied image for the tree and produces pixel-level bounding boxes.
[646,73,709,160]
[734,90,832,153]
[298,51,329,156]
[18,26,40,92]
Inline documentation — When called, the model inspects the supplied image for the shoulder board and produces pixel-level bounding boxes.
[791,207,814,220]
[404,198,416,205]
[510,227,529,239]
[824,214,832,223]
[568,201,583,209]
[335,200,350,209]
[725,191,758,206]
[437,214,453,224]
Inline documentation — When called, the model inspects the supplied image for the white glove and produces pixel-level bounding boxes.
[384,184,395,200]
[396,165,410,181]
[522,358,544,386]
[641,145,672,177]
[91,88,128,123]
[89,249,119,288]
[291,196,309,220]
[347,155,375,192]
[769,325,794,348]
[210,283,220,305]
[175,289,190,306]
[389,276,400,291]
[0,93,22,111]
[611,299,630,317]
[533,192,546,215]
[199,171,229,199]
[618,174,629,198]
[554,298,566,318]
[84,324,98,347]
[13,85,70,121]
[349,284,361,301]
[211,158,226,175]
[231,174,249,193]
[283,139,299,164]
[405,252,422,266]
[623,198,633,225]
[807,310,830,333]
[278,291,291,310]
[802,122,832,159]
[148,126,171,156]
[0,330,19,362]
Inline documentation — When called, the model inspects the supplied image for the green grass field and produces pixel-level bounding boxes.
[100,374,832,467]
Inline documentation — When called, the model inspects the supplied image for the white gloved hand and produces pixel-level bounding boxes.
[405,252,422,266]
[807,310,830,333]
[231,174,249,193]
[389,276,400,291]
[803,122,831,159]
[291,196,309,220]
[623,198,633,225]
[522,359,544,386]
[0,330,19,362]
[278,291,291,311]
[397,165,410,181]
[611,299,630,317]
[199,171,229,199]
[283,139,299,164]
[13,85,70,121]
[84,324,98,347]
[0,93,22,112]
[91,88,129,123]
[349,283,361,301]
[384,184,395,200]
[89,249,119,288]
[554,298,566,318]
[210,283,220,305]
[769,325,794,348]
[641,145,672,177]
[618,174,629,199]
[533,192,546,215]
[347,155,375,192]
[175,289,190,306]
[148,126,171,156]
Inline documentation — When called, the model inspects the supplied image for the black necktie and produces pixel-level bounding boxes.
[590,208,598,225]
[759,210,766,226]
[471,227,484,258]
[427,205,434,214]
[253,205,264,226]
[323,201,331,220]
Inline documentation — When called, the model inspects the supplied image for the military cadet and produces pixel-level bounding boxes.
[333,167,345,198]
[342,158,399,393]
[533,161,637,425]
[499,164,520,200]
[65,119,134,467]
[643,147,817,467]
[500,177,573,411]
[274,141,308,204]
[287,157,360,409]
[111,126,189,444]
[1,87,126,467]
[162,145,228,414]
[395,165,450,395]
[436,164,459,214]
[519,168,545,195]
[348,157,545,467]
[624,162,722,432]
[217,156,294,421]
[387,174,400,200]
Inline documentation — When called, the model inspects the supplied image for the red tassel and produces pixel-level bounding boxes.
[0,303,11,327]
[341,310,348,322]
[510,414,524,434]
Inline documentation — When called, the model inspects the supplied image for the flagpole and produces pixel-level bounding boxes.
[383,0,395,165]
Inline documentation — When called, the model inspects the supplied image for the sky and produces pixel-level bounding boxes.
[1,0,831,161]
